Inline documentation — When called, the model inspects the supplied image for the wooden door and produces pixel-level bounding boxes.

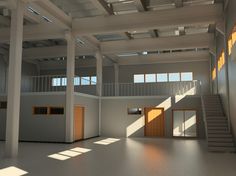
[145,108,165,137]
[74,106,84,141]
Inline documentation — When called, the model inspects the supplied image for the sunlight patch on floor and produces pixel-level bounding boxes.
[94,138,120,145]
[48,147,92,161]
[0,166,28,176]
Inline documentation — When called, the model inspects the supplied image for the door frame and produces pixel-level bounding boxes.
[171,109,199,138]
[74,105,85,142]
[144,107,165,137]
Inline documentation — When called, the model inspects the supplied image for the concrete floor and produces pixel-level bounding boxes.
[0,138,236,176]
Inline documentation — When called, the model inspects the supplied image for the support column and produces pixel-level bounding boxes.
[95,51,103,135]
[114,63,119,96]
[65,32,76,143]
[5,0,24,157]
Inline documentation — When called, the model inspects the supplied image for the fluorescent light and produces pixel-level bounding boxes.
[142,51,148,55]
[77,38,85,45]
[27,6,40,15]
[117,53,139,57]
[42,16,52,23]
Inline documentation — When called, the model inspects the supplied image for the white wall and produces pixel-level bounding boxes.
[74,93,99,139]
[101,96,205,138]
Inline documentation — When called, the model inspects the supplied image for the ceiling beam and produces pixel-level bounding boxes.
[0,24,65,43]
[101,33,214,54]
[118,50,210,65]
[133,0,158,37]
[0,15,10,26]
[174,0,183,8]
[72,4,223,35]
[29,0,72,29]
[89,0,114,15]
[22,33,213,60]
[133,0,147,11]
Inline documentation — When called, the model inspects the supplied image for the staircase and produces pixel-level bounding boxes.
[202,95,235,152]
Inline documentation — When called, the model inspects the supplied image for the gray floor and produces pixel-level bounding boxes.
[0,138,236,176]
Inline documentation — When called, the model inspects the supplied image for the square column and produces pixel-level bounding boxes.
[114,63,119,96]
[65,33,76,143]
[95,51,103,96]
[5,0,24,157]
[95,51,103,135]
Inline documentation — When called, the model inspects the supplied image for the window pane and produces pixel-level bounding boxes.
[173,111,185,137]
[91,76,97,85]
[74,77,80,86]
[52,78,61,86]
[145,74,156,83]
[61,78,67,86]
[134,74,144,83]
[157,73,168,82]
[184,111,197,137]
[81,77,90,85]
[169,73,180,82]
[181,72,193,81]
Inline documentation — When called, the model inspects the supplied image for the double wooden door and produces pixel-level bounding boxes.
[74,106,84,141]
[144,108,165,137]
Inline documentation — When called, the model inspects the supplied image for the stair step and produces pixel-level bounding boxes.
[208,126,228,130]
[208,130,230,134]
[208,146,236,152]
[206,116,227,120]
[208,134,232,138]
[208,138,234,142]
[208,142,235,147]
[207,123,227,127]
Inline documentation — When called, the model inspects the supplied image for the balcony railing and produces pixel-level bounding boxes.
[103,81,201,96]
[0,75,201,97]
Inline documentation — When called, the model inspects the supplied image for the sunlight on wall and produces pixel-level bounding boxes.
[126,116,145,137]
[126,97,172,137]
[94,138,120,145]
[48,147,91,161]
[0,166,28,176]
[175,87,196,103]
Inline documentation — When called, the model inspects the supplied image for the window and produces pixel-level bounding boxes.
[50,107,64,115]
[173,110,197,137]
[74,77,80,86]
[91,76,97,85]
[212,68,216,80]
[169,73,180,82]
[145,74,156,83]
[181,72,193,81]
[81,77,90,85]
[218,51,225,72]
[157,73,168,82]
[134,74,144,83]
[61,78,67,86]
[33,107,48,115]
[128,108,142,115]
[0,101,7,109]
[52,76,96,86]
[52,78,61,86]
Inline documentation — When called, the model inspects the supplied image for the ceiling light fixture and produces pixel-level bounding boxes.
[42,16,52,23]
[27,6,40,15]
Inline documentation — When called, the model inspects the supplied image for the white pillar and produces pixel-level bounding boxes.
[96,51,103,96]
[95,51,103,135]
[114,63,119,96]
[65,33,75,143]
[5,0,24,157]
